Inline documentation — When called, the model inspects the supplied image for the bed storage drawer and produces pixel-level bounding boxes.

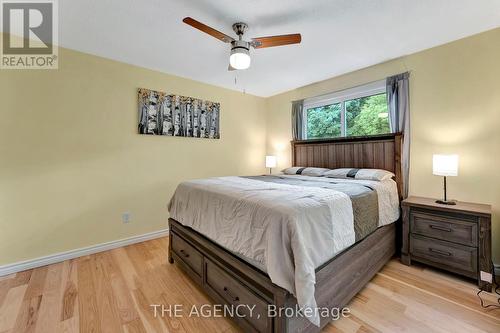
[409,234,477,277]
[171,232,203,277]
[410,211,477,246]
[205,259,270,333]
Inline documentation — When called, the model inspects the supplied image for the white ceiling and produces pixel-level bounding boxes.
[58,0,500,97]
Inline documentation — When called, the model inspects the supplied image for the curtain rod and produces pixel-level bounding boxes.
[290,71,411,104]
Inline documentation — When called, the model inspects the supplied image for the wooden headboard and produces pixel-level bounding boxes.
[291,133,403,198]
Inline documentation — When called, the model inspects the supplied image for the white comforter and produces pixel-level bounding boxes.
[168,175,399,326]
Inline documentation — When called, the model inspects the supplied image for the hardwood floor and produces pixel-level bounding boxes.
[0,237,499,333]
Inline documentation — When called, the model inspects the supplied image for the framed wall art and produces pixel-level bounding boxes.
[138,88,220,139]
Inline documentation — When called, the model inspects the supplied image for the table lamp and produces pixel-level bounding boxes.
[265,155,277,175]
[433,154,458,205]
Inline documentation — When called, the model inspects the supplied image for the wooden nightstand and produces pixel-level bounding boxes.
[401,196,492,291]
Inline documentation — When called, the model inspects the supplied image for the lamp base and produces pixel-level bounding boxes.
[435,199,457,205]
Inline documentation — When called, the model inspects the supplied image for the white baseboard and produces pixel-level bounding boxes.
[0,228,169,277]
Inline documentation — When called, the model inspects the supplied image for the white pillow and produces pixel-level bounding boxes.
[282,167,330,177]
[324,168,394,181]
[355,169,395,181]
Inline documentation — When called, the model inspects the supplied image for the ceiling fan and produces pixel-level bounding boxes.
[183,17,301,70]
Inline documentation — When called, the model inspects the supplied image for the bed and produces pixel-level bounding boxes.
[168,133,403,333]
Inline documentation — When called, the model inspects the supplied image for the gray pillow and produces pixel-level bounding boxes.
[302,167,331,177]
[282,167,330,177]
[324,168,394,181]
[323,168,355,178]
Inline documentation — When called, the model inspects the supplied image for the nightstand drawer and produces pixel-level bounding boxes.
[410,211,477,247]
[410,234,477,277]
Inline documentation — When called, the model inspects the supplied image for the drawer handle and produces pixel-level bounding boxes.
[429,225,452,232]
[179,249,190,258]
[429,248,452,256]
[223,287,239,302]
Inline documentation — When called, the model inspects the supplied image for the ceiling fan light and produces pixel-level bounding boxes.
[229,48,251,70]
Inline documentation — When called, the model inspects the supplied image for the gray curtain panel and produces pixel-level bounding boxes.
[386,72,410,198]
[291,100,305,140]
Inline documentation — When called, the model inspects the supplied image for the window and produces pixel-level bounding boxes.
[304,81,391,139]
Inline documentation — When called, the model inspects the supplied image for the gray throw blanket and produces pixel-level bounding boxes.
[242,175,379,241]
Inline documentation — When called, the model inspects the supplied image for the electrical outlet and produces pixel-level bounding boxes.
[122,212,131,224]
[480,271,492,283]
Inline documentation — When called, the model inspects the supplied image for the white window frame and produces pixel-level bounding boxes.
[303,80,387,139]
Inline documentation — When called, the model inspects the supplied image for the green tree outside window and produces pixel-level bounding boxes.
[306,103,342,139]
[346,93,390,136]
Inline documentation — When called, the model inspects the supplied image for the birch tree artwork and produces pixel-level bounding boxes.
[138,88,220,139]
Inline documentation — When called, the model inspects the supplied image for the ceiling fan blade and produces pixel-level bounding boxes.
[251,34,301,49]
[183,17,234,43]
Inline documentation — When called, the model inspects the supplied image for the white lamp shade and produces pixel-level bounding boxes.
[229,51,251,70]
[265,155,277,168]
[433,154,458,176]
